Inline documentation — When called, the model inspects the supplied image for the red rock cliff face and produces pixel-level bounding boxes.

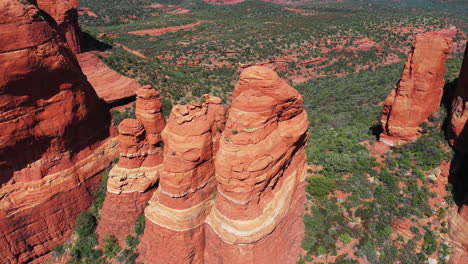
[448,43,468,152]
[204,66,309,264]
[137,66,308,264]
[96,86,165,244]
[34,0,82,54]
[138,96,226,263]
[0,1,116,263]
[380,32,452,145]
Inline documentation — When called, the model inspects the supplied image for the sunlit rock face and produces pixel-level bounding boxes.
[138,96,226,263]
[380,32,452,145]
[204,66,309,264]
[96,85,165,244]
[137,66,308,264]
[0,1,116,263]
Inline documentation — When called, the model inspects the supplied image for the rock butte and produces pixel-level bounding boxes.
[34,0,83,54]
[96,86,166,244]
[380,32,452,145]
[77,52,142,104]
[136,66,309,264]
[0,1,116,263]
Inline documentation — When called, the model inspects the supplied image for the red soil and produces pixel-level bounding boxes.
[128,21,205,37]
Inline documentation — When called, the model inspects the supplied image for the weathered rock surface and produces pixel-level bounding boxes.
[448,43,468,152]
[34,0,82,54]
[380,32,452,145]
[138,95,226,263]
[205,66,309,264]
[97,86,165,243]
[77,52,142,104]
[0,1,116,263]
[137,66,308,264]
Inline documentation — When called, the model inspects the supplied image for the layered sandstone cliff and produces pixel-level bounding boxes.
[77,53,143,104]
[34,0,82,54]
[204,66,309,264]
[0,1,116,263]
[96,86,165,243]
[448,43,468,152]
[137,66,308,264]
[380,32,452,145]
[138,95,226,263]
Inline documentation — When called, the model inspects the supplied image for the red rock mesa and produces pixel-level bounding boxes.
[34,0,83,54]
[0,1,116,263]
[137,66,309,264]
[138,95,226,263]
[96,86,165,243]
[380,32,452,145]
[448,43,468,152]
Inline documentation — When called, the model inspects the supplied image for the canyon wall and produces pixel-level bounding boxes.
[380,32,452,145]
[34,0,82,54]
[0,1,116,263]
[136,66,308,264]
[96,86,165,244]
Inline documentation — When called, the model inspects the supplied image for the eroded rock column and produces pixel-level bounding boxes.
[138,96,225,263]
[204,66,309,264]
[380,32,452,145]
[97,86,165,244]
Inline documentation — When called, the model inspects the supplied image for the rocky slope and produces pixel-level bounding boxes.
[77,52,142,104]
[380,32,452,145]
[96,86,165,244]
[135,66,308,264]
[0,1,116,263]
[34,0,82,54]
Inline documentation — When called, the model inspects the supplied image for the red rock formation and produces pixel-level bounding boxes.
[77,52,142,104]
[380,32,452,145]
[138,96,226,263]
[97,86,165,244]
[204,66,309,264]
[34,0,82,54]
[448,43,468,152]
[0,1,116,263]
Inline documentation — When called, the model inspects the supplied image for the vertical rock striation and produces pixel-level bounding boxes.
[0,1,116,263]
[138,96,226,263]
[204,66,309,264]
[380,32,452,145]
[96,86,165,244]
[34,0,83,54]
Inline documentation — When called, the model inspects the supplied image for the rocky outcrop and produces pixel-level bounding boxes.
[96,86,165,244]
[138,95,226,263]
[0,1,116,263]
[380,32,452,145]
[137,66,308,264]
[77,52,142,104]
[34,0,82,54]
[205,66,309,264]
[448,43,468,152]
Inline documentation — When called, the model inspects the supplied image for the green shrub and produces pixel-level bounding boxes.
[135,214,146,237]
[125,235,139,248]
[75,212,97,237]
[306,175,336,197]
[103,234,121,258]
